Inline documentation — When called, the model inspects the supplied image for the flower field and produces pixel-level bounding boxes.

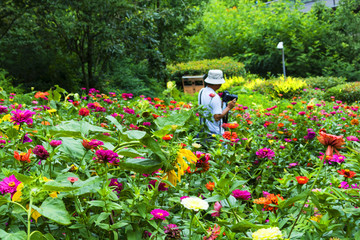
[0,85,359,240]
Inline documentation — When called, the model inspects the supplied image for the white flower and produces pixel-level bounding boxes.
[252,227,283,240]
[192,143,202,149]
[181,197,209,211]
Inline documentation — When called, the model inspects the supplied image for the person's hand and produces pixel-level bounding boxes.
[227,99,236,109]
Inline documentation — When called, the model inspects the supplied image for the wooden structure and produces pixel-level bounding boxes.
[182,75,204,95]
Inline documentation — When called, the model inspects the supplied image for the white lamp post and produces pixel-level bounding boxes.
[277,41,286,80]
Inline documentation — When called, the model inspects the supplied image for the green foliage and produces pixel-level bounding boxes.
[0,69,24,94]
[304,76,346,90]
[167,57,246,86]
[218,76,246,91]
[324,82,360,103]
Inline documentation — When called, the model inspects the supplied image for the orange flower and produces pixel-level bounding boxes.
[337,169,356,178]
[307,105,314,110]
[295,176,309,185]
[228,122,239,129]
[14,149,32,163]
[162,134,173,141]
[41,121,50,126]
[205,182,215,191]
[351,119,359,126]
[317,130,345,157]
[278,123,284,128]
[34,91,49,99]
[246,120,253,125]
[253,194,284,212]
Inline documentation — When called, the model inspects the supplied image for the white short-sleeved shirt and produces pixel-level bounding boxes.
[198,87,224,135]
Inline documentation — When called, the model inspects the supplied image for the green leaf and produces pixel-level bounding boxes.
[278,190,310,209]
[12,172,34,184]
[205,195,226,203]
[6,128,18,139]
[88,200,106,208]
[0,230,27,240]
[119,158,162,174]
[42,180,80,192]
[155,111,192,129]
[59,137,86,160]
[116,148,143,158]
[355,230,360,240]
[32,197,71,225]
[343,208,360,215]
[152,125,173,138]
[106,116,124,133]
[50,120,110,138]
[231,220,268,232]
[125,130,146,140]
[139,136,167,163]
[0,195,9,206]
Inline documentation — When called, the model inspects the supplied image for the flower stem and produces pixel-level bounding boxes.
[226,198,241,223]
[194,214,208,233]
[27,192,33,240]
[189,211,195,240]
[288,159,324,238]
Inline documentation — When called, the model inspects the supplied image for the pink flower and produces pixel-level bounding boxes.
[180,196,189,201]
[298,111,306,115]
[93,149,119,164]
[209,93,216,98]
[211,201,222,217]
[317,130,345,157]
[67,177,78,183]
[346,136,359,142]
[150,209,169,220]
[10,109,36,125]
[33,145,49,160]
[231,189,251,200]
[256,148,275,159]
[0,175,21,196]
[50,140,62,147]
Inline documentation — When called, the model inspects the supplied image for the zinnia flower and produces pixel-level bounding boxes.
[164,224,181,239]
[0,175,21,196]
[150,209,169,220]
[0,105,8,114]
[93,149,119,165]
[181,196,209,211]
[346,136,359,142]
[50,140,62,147]
[67,177,78,183]
[109,178,123,194]
[148,179,168,192]
[33,145,49,160]
[337,169,356,178]
[295,176,309,185]
[79,108,90,116]
[252,227,283,240]
[211,201,222,217]
[232,189,251,200]
[205,182,215,191]
[317,130,345,157]
[203,224,221,240]
[14,149,32,163]
[256,148,275,160]
[10,109,36,125]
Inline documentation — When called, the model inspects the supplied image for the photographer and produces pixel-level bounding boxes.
[198,69,237,136]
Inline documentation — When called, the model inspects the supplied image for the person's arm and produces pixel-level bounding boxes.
[213,98,236,122]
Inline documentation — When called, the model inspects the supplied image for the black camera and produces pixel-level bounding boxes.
[221,90,238,103]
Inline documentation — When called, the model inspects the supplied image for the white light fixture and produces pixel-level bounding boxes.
[277,41,286,80]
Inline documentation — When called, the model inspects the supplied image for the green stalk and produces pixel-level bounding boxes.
[189,211,195,240]
[27,192,33,240]
[226,198,241,223]
[288,159,324,238]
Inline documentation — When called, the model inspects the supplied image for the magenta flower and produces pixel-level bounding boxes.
[88,139,104,148]
[231,189,251,200]
[256,148,275,159]
[211,201,222,217]
[180,196,189,201]
[347,136,359,142]
[33,145,49,160]
[50,140,62,147]
[298,111,306,115]
[143,122,151,126]
[109,178,123,194]
[22,134,32,143]
[339,181,349,189]
[150,209,169,220]
[10,109,36,125]
[0,175,21,196]
[93,149,119,164]
[288,162,298,168]
[0,105,8,114]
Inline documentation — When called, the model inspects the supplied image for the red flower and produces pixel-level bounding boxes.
[337,169,356,178]
[205,182,215,191]
[209,93,216,98]
[14,149,32,163]
[162,134,173,141]
[295,176,309,185]
[79,108,90,116]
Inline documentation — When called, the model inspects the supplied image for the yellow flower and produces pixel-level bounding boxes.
[43,177,53,182]
[12,183,24,202]
[47,109,57,114]
[49,192,58,198]
[278,131,284,134]
[2,114,12,122]
[252,227,283,240]
[310,215,323,222]
[164,149,197,187]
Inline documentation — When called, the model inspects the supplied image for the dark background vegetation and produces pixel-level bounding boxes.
[0,0,359,96]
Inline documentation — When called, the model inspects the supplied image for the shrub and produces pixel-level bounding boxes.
[304,76,346,90]
[218,76,246,92]
[324,82,360,103]
[167,57,246,87]
[271,77,308,99]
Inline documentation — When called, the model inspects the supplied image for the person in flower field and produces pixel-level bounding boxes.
[198,69,236,136]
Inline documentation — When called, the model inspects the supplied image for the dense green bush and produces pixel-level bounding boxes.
[0,69,24,94]
[304,76,346,90]
[167,57,246,87]
[324,82,360,103]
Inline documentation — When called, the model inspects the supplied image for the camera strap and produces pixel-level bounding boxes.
[199,88,204,125]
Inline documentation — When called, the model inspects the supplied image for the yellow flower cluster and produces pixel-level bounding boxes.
[219,76,246,91]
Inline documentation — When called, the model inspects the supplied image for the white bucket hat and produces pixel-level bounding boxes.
[204,69,225,85]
